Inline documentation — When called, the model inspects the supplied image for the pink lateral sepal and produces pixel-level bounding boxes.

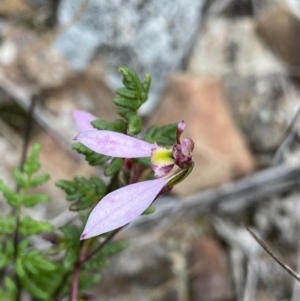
[80,177,167,239]
[72,110,97,132]
[75,130,154,158]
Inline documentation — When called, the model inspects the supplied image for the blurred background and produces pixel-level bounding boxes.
[1,0,300,300]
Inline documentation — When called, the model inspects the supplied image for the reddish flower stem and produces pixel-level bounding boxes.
[70,227,122,301]
[71,262,81,301]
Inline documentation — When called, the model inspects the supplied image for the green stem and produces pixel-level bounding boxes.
[13,94,36,301]
[13,204,21,301]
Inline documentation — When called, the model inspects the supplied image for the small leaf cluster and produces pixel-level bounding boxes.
[0,276,17,301]
[15,244,59,300]
[144,123,177,146]
[72,142,125,177]
[114,67,151,135]
[56,175,107,211]
[0,143,50,208]
[0,143,58,300]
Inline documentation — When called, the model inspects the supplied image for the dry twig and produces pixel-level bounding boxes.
[247,227,300,282]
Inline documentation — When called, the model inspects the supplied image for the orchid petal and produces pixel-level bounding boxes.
[80,177,167,239]
[178,120,185,132]
[176,120,185,144]
[75,130,154,158]
[72,110,97,132]
[181,138,194,156]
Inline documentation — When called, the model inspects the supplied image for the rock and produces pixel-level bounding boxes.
[286,0,300,17]
[187,16,299,154]
[222,74,300,152]
[188,17,285,77]
[0,25,72,90]
[0,23,117,145]
[256,3,300,69]
[148,73,255,195]
[254,193,300,249]
[255,290,277,301]
[37,70,117,141]
[0,0,32,17]
[55,0,205,115]
[188,237,233,301]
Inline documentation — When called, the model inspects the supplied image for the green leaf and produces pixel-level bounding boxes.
[0,239,14,269]
[0,215,15,235]
[113,97,138,110]
[23,279,49,300]
[16,258,27,278]
[142,206,156,215]
[57,175,107,211]
[17,239,29,254]
[0,180,19,206]
[55,179,73,193]
[116,107,135,120]
[29,174,50,187]
[69,198,94,211]
[63,249,77,269]
[19,216,53,235]
[128,114,142,135]
[72,142,110,166]
[143,123,177,146]
[115,88,137,99]
[115,67,152,114]
[91,119,126,133]
[22,194,50,207]
[119,67,142,95]
[34,257,56,272]
[13,168,27,189]
[4,276,16,295]
[90,175,107,194]
[104,158,124,176]
[79,271,102,291]
[24,261,39,275]
[60,224,81,244]
[85,257,110,270]
[99,241,129,257]
[141,73,151,101]
[23,143,42,176]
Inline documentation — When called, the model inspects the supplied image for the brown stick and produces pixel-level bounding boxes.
[247,227,300,282]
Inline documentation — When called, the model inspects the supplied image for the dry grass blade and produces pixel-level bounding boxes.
[247,227,300,282]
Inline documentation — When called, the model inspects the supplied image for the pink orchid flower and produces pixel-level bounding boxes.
[73,110,194,240]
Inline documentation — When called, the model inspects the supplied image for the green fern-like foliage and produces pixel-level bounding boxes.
[72,67,152,167]
[56,175,107,211]
[114,67,151,135]
[0,143,57,300]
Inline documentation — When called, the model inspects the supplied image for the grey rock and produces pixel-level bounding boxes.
[188,16,299,153]
[286,0,300,17]
[55,0,205,114]
[188,17,285,77]
[223,74,300,152]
